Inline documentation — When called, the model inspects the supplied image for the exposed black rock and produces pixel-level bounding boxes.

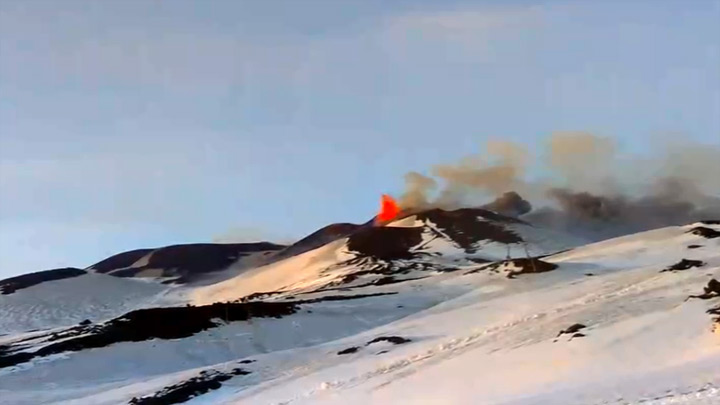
[416,208,523,253]
[570,333,586,340]
[687,279,720,300]
[687,245,704,249]
[337,347,359,355]
[367,336,411,345]
[661,259,705,273]
[272,223,363,262]
[239,290,285,303]
[688,226,720,239]
[477,258,558,278]
[79,319,92,326]
[701,220,720,225]
[297,292,398,304]
[0,268,87,295]
[129,368,250,405]
[0,301,298,369]
[91,249,155,273]
[100,243,285,283]
[347,227,424,260]
[557,324,587,337]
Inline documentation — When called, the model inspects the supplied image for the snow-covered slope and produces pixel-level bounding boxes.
[1,218,719,405]
[193,208,583,305]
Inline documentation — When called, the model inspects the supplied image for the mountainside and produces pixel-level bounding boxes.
[1,212,719,404]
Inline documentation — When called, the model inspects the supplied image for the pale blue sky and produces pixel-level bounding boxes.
[1,0,719,278]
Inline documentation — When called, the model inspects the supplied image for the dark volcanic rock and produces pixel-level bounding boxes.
[367,336,411,345]
[701,220,720,225]
[337,347,359,355]
[0,301,298,369]
[477,258,558,278]
[146,243,283,274]
[661,259,705,273]
[129,368,250,405]
[273,223,362,261]
[417,208,523,253]
[0,268,87,295]
[99,242,285,282]
[0,292,397,370]
[687,279,720,300]
[347,227,424,260]
[557,323,587,337]
[91,249,155,273]
[688,226,720,239]
[687,245,703,249]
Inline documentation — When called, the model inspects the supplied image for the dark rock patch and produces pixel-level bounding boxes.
[91,249,155,273]
[372,276,402,286]
[337,347,359,355]
[110,267,147,278]
[325,275,428,290]
[416,208,523,253]
[347,227,424,260]
[661,259,705,273]
[78,319,92,326]
[240,290,286,303]
[708,305,720,316]
[98,243,285,283]
[273,223,362,262]
[0,301,298,369]
[435,267,461,273]
[139,243,284,280]
[129,368,250,405]
[238,359,255,364]
[0,292,397,370]
[687,279,720,300]
[557,324,587,337]
[687,245,704,249]
[298,292,398,304]
[480,258,558,278]
[688,227,720,239]
[701,220,720,225]
[569,333,586,340]
[0,268,87,295]
[585,273,594,277]
[367,336,411,345]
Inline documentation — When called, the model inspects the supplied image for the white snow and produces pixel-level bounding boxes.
[1,222,719,404]
[0,273,171,334]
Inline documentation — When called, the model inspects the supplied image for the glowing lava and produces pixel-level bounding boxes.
[377,194,401,222]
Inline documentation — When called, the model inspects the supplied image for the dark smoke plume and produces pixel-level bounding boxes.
[482,191,532,217]
[396,133,720,240]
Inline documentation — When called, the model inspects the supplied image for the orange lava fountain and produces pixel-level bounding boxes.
[377,194,401,222]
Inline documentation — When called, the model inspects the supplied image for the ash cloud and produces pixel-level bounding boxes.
[482,191,532,217]
[396,132,720,240]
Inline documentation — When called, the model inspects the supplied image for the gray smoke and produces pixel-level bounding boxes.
[482,191,532,217]
[396,132,720,240]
